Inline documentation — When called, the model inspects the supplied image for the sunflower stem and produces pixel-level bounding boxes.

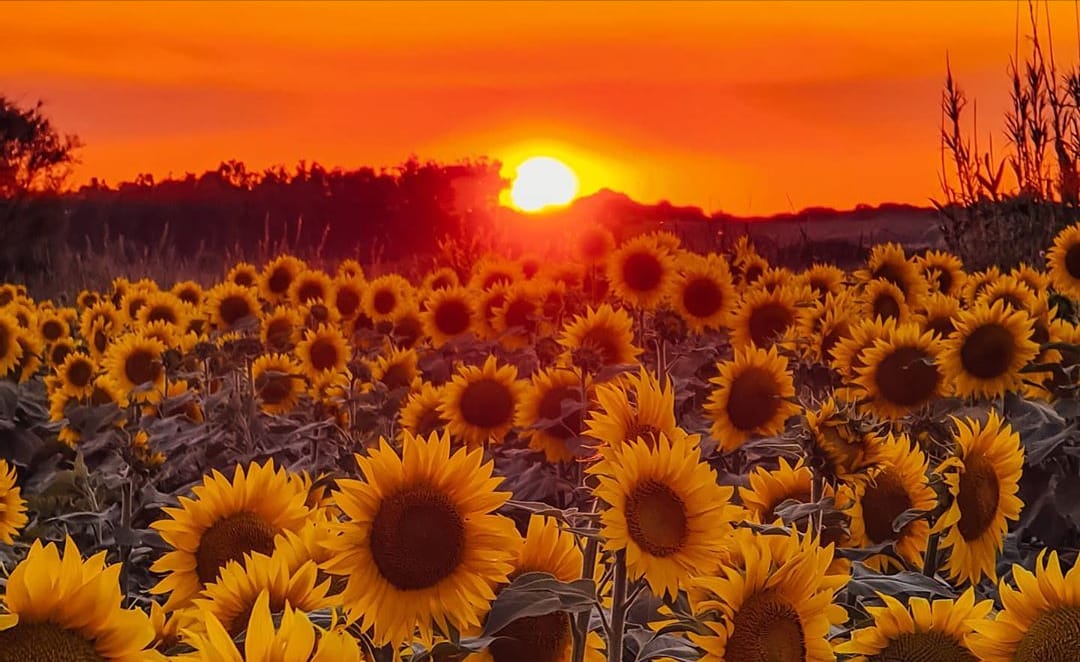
[606,549,628,662]
[923,532,940,577]
[572,498,599,662]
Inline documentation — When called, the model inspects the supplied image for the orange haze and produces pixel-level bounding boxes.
[3,1,1077,215]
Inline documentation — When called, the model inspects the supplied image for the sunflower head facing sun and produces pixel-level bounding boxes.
[509,156,579,212]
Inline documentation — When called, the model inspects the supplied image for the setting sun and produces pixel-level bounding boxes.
[508,156,579,212]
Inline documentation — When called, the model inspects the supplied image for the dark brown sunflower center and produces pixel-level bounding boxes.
[936,269,954,294]
[177,288,200,305]
[726,367,783,433]
[257,374,294,406]
[872,292,902,322]
[394,316,423,348]
[219,296,254,327]
[537,385,583,439]
[960,324,1016,380]
[124,348,161,386]
[956,453,1001,541]
[415,406,447,438]
[370,486,465,590]
[483,272,512,289]
[504,300,537,332]
[308,339,341,372]
[431,275,451,290]
[744,264,764,284]
[926,316,955,338]
[873,346,940,408]
[42,319,65,341]
[373,289,396,315]
[1065,243,1080,280]
[821,326,848,360]
[869,630,975,662]
[268,268,292,294]
[335,288,362,317]
[265,318,294,351]
[489,611,571,662]
[233,271,256,287]
[296,281,325,303]
[147,305,177,325]
[726,591,806,662]
[458,378,514,430]
[580,327,620,366]
[195,511,278,585]
[872,263,907,292]
[68,360,93,389]
[381,363,413,391]
[625,422,662,447]
[51,343,73,366]
[126,297,146,319]
[809,277,832,296]
[1015,606,1080,662]
[748,303,794,347]
[625,479,688,557]
[861,470,914,544]
[683,277,725,318]
[622,252,664,293]
[0,621,106,662]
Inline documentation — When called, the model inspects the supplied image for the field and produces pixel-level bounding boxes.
[0,222,1078,662]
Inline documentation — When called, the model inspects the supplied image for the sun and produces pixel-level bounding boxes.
[509,156,580,212]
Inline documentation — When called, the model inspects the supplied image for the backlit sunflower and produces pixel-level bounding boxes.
[838,588,991,661]
[0,310,25,378]
[977,274,1039,313]
[288,268,334,305]
[171,279,204,307]
[802,263,847,300]
[296,324,350,381]
[690,532,848,662]
[322,431,521,646]
[331,276,365,320]
[669,253,736,333]
[205,282,260,333]
[491,281,542,350]
[848,434,936,571]
[586,367,685,451]
[102,332,166,405]
[857,242,927,304]
[259,305,301,353]
[518,367,590,463]
[55,350,97,400]
[136,290,189,330]
[0,459,26,545]
[421,287,477,347]
[251,353,305,415]
[557,304,642,373]
[705,344,800,452]
[259,255,305,304]
[590,433,739,598]
[918,250,966,297]
[469,257,523,291]
[364,274,413,323]
[935,411,1024,586]
[150,460,311,611]
[440,356,524,447]
[1046,221,1080,298]
[861,278,909,324]
[399,383,450,440]
[730,285,806,350]
[368,346,420,392]
[855,323,943,420]
[576,225,617,266]
[968,550,1080,662]
[475,284,509,340]
[940,301,1039,398]
[423,266,460,291]
[607,234,676,309]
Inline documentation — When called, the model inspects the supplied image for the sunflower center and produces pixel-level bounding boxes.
[124,348,161,386]
[725,367,782,433]
[415,406,447,438]
[0,621,106,662]
[726,591,806,662]
[395,316,423,348]
[373,289,396,315]
[434,300,471,336]
[960,324,1015,379]
[861,470,913,544]
[504,300,537,332]
[220,295,254,327]
[177,288,200,305]
[431,275,452,290]
[936,269,953,293]
[296,281,324,303]
[459,378,514,430]
[233,271,256,287]
[147,305,177,325]
[872,264,907,292]
[809,277,832,296]
[956,453,1001,541]
[488,611,571,662]
[370,486,465,590]
[683,277,725,318]
[258,374,294,406]
[336,288,362,317]
[195,511,278,585]
[622,252,664,293]
[748,303,794,347]
[42,319,65,341]
[381,363,413,391]
[1015,606,1080,662]
[869,630,975,662]
[625,422,661,447]
[92,328,108,354]
[51,343,73,366]
[268,268,292,294]
[483,272,512,289]
[744,264,764,284]
[872,292,902,322]
[309,339,341,372]
[68,360,93,389]
[625,479,687,557]
[580,328,620,366]
[265,318,294,351]
[537,385,583,439]
[926,316,955,338]
[873,346,940,408]
[1065,243,1080,280]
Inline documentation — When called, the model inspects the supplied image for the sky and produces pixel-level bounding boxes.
[3,0,1078,215]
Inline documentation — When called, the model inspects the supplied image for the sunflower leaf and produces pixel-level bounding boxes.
[481,572,596,636]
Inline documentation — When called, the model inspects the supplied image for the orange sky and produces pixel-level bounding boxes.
[3,1,1077,215]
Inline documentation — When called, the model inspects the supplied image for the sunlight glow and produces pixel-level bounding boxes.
[508,156,580,212]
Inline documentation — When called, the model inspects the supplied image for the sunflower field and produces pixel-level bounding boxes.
[2,222,1080,662]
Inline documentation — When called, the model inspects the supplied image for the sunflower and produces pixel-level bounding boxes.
[606,234,675,309]
[11,331,43,384]
[205,282,260,334]
[399,383,450,440]
[259,254,306,304]
[576,225,617,266]
[848,434,936,571]
[940,301,1039,398]
[296,324,350,381]
[838,588,991,661]
[670,253,736,333]
[258,305,300,354]
[0,310,24,378]
[977,274,1039,314]
[136,290,189,330]
[968,550,1080,662]
[705,344,800,453]
[857,242,927,304]
[119,289,152,326]
[737,254,770,287]
[558,304,642,372]
[0,459,26,545]
[805,301,855,364]
[590,433,739,598]
[46,337,75,368]
[690,531,848,662]
[0,538,160,661]
[935,411,1024,585]
[829,317,896,380]
[730,285,806,350]
[322,431,521,646]
[422,287,477,347]
[756,266,796,293]
[391,302,424,349]
[421,266,458,291]
[80,300,121,339]
[740,458,821,525]
[55,350,97,400]
[101,332,166,405]
[171,279,204,307]
[251,353,305,415]
[469,257,523,291]
[1046,221,1080,298]
[855,323,943,420]
[225,261,259,289]
[475,284,510,340]
[335,257,365,280]
[861,278,910,324]
[801,263,847,299]
[586,367,686,451]
[918,250,966,297]
[914,292,961,340]
[440,356,524,447]
[368,346,420,392]
[150,460,311,611]
[288,268,334,306]
[491,282,542,349]
[331,276,366,320]
[364,274,413,323]
[1012,262,1050,294]
[37,308,69,344]
[805,398,878,483]
[518,367,590,463]
[961,265,1002,303]
[76,289,99,309]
